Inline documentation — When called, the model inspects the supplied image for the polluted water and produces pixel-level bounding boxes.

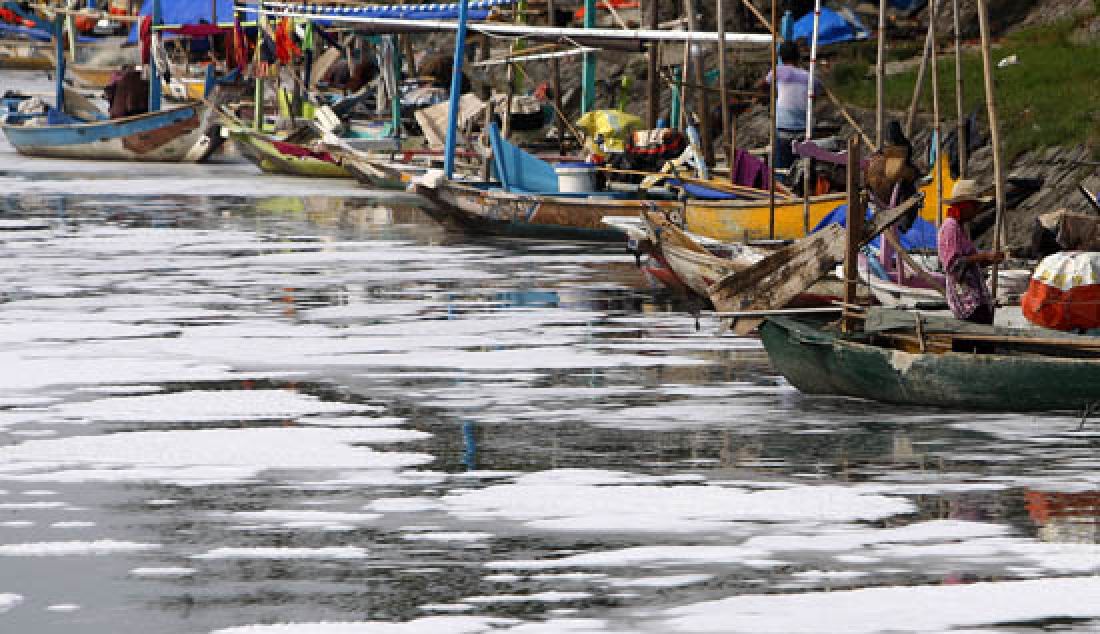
[3,70,1100,634]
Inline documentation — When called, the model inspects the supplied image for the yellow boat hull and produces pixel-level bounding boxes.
[683,158,956,242]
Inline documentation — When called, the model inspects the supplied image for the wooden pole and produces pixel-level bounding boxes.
[646,0,659,128]
[684,0,712,166]
[547,0,566,152]
[802,0,821,234]
[768,0,777,240]
[977,0,1005,303]
[904,16,934,138]
[717,0,732,165]
[843,135,863,333]
[953,0,967,177]
[211,0,217,23]
[875,0,886,148]
[929,0,944,226]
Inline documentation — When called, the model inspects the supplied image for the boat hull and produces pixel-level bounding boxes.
[230,130,351,179]
[760,317,1100,411]
[417,181,635,241]
[2,103,217,162]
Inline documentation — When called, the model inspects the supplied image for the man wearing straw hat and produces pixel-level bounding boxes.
[938,179,1005,325]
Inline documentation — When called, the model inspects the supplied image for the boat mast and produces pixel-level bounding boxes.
[875,0,885,147]
[976,0,1005,302]
[929,0,943,225]
[444,0,470,180]
[767,0,776,239]
[149,0,162,112]
[717,0,732,167]
[952,0,967,177]
[646,0,659,128]
[53,10,65,114]
[802,0,821,234]
[580,0,596,113]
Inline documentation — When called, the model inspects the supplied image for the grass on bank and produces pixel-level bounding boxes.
[829,16,1100,160]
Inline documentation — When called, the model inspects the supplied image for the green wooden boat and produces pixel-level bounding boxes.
[760,310,1100,411]
[228,127,352,179]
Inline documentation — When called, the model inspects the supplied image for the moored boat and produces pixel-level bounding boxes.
[227,127,351,178]
[761,309,1100,411]
[2,102,219,162]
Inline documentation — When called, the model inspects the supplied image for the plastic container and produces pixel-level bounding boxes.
[555,162,596,193]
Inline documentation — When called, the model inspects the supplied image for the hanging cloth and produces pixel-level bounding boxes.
[274,17,301,64]
[139,15,153,65]
[232,17,250,74]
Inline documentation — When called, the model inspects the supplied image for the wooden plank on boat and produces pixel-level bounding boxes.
[709,191,924,335]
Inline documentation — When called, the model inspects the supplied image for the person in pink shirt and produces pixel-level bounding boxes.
[937,180,1005,324]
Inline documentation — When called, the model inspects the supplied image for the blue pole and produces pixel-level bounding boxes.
[53,16,64,113]
[149,0,162,112]
[580,0,596,113]
[443,0,469,180]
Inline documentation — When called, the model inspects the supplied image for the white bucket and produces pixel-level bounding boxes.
[555,163,596,193]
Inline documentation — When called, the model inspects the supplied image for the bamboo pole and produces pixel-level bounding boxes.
[953,0,967,177]
[684,0,712,165]
[717,0,732,166]
[843,135,863,334]
[802,0,821,234]
[977,0,1005,303]
[646,0,659,128]
[904,18,934,138]
[768,0,777,240]
[548,0,566,152]
[929,0,944,226]
[876,0,886,147]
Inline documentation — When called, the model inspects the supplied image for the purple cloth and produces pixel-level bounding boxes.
[731,149,769,190]
[938,217,993,321]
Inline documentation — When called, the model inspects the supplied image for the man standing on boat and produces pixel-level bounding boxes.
[760,41,822,174]
[938,180,1005,325]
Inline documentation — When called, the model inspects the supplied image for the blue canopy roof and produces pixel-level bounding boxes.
[792,7,868,46]
[127,0,235,43]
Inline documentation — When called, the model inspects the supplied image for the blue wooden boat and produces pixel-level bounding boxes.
[2,103,218,162]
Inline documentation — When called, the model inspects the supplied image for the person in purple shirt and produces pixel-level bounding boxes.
[759,41,823,172]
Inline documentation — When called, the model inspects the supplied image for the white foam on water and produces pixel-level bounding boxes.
[443,470,912,534]
[0,502,68,510]
[0,593,22,614]
[462,592,591,604]
[191,547,368,560]
[498,618,635,634]
[129,567,196,578]
[210,616,511,634]
[45,604,80,612]
[400,532,493,542]
[489,546,769,570]
[662,576,1100,633]
[50,521,95,529]
[0,427,433,485]
[0,521,34,528]
[0,540,159,556]
[224,510,381,530]
[608,574,713,588]
[53,390,368,423]
[366,498,444,513]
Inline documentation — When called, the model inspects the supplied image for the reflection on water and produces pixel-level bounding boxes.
[1,176,1100,633]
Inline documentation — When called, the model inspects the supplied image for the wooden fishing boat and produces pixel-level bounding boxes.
[2,102,219,162]
[0,38,52,70]
[323,141,428,191]
[227,127,351,178]
[631,209,845,307]
[760,309,1100,411]
[417,146,956,243]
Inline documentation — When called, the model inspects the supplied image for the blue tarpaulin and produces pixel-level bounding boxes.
[890,0,927,12]
[0,22,53,42]
[812,204,938,251]
[792,8,867,46]
[127,0,236,43]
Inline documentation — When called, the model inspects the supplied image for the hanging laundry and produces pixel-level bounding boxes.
[274,17,301,64]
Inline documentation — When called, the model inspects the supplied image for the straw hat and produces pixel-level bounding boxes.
[946,179,994,205]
